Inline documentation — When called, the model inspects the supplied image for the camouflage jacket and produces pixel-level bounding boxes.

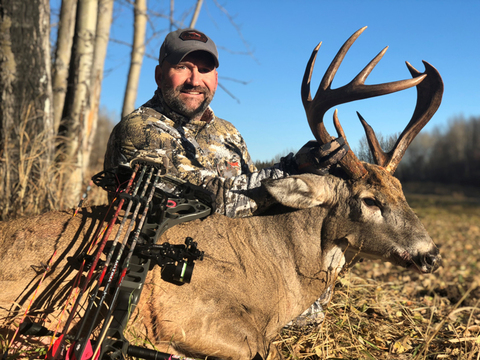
[104,90,298,217]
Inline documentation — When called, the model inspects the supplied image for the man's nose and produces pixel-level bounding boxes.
[186,68,201,87]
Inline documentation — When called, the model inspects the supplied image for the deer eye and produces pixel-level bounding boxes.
[363,197,379,208]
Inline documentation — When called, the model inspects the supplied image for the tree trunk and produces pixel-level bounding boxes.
[121,0,147,118]
[0,0,55,220]
[52,0,78,132]
[84,0,113,176]
[59,0,98,208]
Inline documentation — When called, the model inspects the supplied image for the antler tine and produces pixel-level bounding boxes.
[385,61,444,173]
[319,26,368,93]
[301,28,370,179]
[301,27,369,147]
[301,42,321,106]
[301,42,329,142]
[357,111,388,166]
[332,109,369,178]
[357,61,443,173]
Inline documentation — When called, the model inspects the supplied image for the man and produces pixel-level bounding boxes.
[105,28,347,218]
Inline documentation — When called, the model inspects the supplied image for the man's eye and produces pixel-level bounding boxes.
[175,65,188,70]
[199,67,213,74]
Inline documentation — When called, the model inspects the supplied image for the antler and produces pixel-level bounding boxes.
[358,61,443,174]
[301,26,433,179]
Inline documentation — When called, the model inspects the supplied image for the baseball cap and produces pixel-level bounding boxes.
[159,28,219,68]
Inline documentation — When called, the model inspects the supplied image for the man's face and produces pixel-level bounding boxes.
[156,51,218,120]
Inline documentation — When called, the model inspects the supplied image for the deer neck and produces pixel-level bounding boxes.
[247,206,344,324]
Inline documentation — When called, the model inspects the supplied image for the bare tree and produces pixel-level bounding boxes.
[56,0,113,208]
[427,116,480,185]
[356,133,398,164]
[85,0,114,172]
[52,0,78,132]
[0,0,55,219]
[395,132,435,181]
[121,0,147,118]
[58,0,98,207]
[189,0,203,28]
[465,116,480,182]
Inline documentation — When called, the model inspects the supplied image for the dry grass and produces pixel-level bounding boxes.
[276,188,480,359]
[0,106,113,221]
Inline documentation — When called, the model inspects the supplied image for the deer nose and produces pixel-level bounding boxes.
[421,252,442,273]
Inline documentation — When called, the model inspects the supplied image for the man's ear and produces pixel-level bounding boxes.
[262,174,337,209]
[155,65,162,87]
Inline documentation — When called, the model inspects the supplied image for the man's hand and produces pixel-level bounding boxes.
[295,137,349,175]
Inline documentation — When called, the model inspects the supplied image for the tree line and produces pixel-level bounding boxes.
[395,115,480,186]
[256,115,480,187]
[357,115,480,186]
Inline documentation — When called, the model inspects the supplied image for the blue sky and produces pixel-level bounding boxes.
[95,0,479,162]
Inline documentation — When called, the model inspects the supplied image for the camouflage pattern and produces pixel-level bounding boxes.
[105,90,298,217]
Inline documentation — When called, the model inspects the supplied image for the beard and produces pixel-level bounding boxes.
[161,82,215,120]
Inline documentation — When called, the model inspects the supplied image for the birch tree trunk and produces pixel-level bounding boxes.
[121,0,147,118]
[0,0,55,220]
[84,0,114,174]
[52,0,78,132]
[59,0,98,208]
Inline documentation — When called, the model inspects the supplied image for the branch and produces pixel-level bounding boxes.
[189,0,203,28]
[217,83,240,104]
[211,0,258,64]
[219,76,251,86]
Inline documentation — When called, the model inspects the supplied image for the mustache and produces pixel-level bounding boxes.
[177,84,210,94]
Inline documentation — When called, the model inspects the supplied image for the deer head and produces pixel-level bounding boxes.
[265,26,443,275]
[300,27,443,272]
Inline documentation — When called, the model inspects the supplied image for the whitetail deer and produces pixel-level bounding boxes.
[0,27,442,359]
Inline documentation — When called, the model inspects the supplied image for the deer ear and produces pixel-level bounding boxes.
[262,174,333,209]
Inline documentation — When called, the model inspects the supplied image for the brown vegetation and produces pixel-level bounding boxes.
[0,107,113,221]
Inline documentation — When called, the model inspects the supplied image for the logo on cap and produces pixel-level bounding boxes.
[179,30,208,43]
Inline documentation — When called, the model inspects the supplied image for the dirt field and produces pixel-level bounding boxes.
[277,184,480,359]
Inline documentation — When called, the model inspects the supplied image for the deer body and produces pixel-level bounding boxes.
[0,165,440,359]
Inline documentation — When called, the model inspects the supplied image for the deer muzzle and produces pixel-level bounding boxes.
[410,248,442,274]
